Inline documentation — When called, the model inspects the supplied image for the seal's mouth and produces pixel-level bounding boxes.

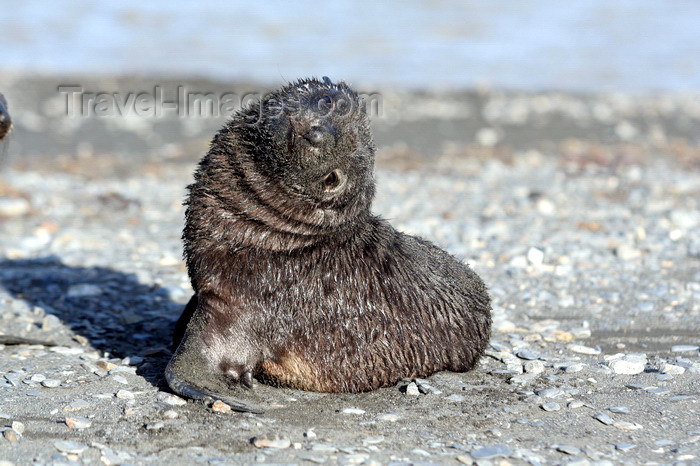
[164,361,264,414]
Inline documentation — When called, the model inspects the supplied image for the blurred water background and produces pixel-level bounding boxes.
[1,0,699,92]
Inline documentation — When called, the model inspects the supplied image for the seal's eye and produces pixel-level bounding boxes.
[323,169,343,191]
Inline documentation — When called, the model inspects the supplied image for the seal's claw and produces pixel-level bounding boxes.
[165,363,264,414]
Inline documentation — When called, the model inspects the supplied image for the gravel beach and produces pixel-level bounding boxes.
[0,76,699,465]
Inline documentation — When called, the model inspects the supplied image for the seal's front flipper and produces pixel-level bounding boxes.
[166,294,267,412]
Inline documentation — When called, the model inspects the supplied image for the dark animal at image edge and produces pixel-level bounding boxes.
[166,77,492,413]
[0,93,11,141]
[1,93,58,347]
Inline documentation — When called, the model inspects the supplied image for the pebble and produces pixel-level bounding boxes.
[54,440,89,454]
[605,353,647,374]
[509,373,538,385]
[527,247,545,265]
[65,416,92,429]
[490,342,510,352]
[64,399,90,412]
[362,435,384,446]
[345,453,372,464]
[537,387,562,398]
[3,429,20,442]
[660,363,685,375]
[299,453,326,464]
[470,445,512,459]
[568,401,585,409]
[50,346,84,355]
[11,422,25,435]
[516,349,539,360]
[541,402,560,412]
[115,389,135,400]
[96,361,117,371]
[615,443,636,452]
[120,356,143,366]
[523,360,544,374]
[163,410,179,419]
[616,243,641,260]
[554,444,581,455]
[41,379,61,388]
[342,408,366,415]
[609,359,645,375]
[111,375,129,385]
[414,378,442,394]
[377,414,400,422]
[655,439,674,446]
[593,412,614,425]
[608,406,629,414]
[252,436,291,449]
[410,448,431,457]
[0,197,31,217]
[310,443,338,453]
[404,382,420,396]
[211,400,231,413]
[671,345,699,353]
[568,344,600,355]
[156,393,187,406]
[613,421,643,430]
[476,127,499,147]
[100,447,133,465]
[562,362,585,373]
[626,383,656,390]
[146,421,164,430]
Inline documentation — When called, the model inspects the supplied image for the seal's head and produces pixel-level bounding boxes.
[222,77,376,231]
[0,93,11,141]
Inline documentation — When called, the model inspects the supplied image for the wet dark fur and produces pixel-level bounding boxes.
[166,78,491,406]
[0,93,11,141]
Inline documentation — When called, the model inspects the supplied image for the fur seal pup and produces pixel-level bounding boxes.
[0,93,11,141]
[166,77,491,412]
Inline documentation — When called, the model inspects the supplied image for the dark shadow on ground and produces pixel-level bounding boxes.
[0,256,183,388]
